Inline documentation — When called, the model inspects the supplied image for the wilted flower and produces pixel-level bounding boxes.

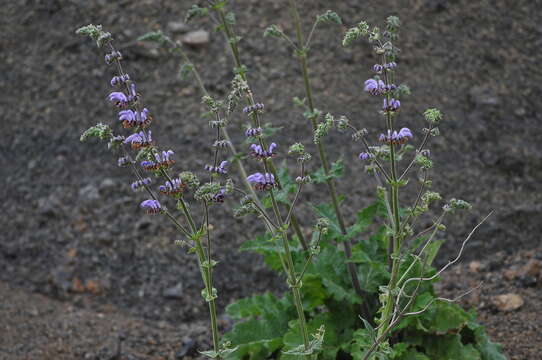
[140,199,161,214]
[131,177,152,191]
[250,143,277,159]
[247,172,276,190]
[205,160,228,174]
[124,131,152,149]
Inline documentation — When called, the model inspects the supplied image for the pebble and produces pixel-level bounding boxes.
[492,293,524,312]
[167,21,189,33]
[162,283,184,299]
[182,30,210,46]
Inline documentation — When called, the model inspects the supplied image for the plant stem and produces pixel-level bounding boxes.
[168,40,265,211]
[378,57,402,338]
[287,0,370,319]
[269,190,310,356]
[214,6,308,251]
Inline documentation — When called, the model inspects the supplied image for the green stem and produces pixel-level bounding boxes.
[214,6,308,251]
[268,189,311,355]
[287,0,371,319]
[168,39,265,213]
[194,238,220,355]
[378,58,402,338]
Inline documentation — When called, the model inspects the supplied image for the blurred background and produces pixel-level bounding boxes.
[1,0,541,358]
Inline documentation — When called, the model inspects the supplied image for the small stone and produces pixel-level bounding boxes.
[168,21,189,33]
[181,30,210,46]
[99,178,116,193]
[519,259,541,278]
[163,283,184,299]
[79,184,100,203]
[469,85,500,106]
[176,337,197,359]
[503,268,518,281]
[468,260,483,273]
[491,293,524,312]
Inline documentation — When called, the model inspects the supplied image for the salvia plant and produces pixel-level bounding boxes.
[77,1,507,359]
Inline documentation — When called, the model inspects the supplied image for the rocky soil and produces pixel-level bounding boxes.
[1,0,541,359]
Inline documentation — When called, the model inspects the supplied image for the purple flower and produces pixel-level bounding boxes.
[108,92,129,107]
[212,188,226,203]
[245,127,262,137]
[373,64,383,74]
[379,128,413,145]
[159,178,185,195]
[124,130,152,149]
[154,150,175,167]
[205,160,228,174]
[364,79,386,95]
[131,177,152,191]
[398,127,412,139]
[118,156,132,167]
[250,143,277,159]
[247,172,276,190]
[140,199,161,214]
[243,103,264,114]
[118,108,151,129]
[104,51,122,65]
[383,98,401,112]
[385,62,397,70]
[141,160,158,171]
[111,74,130,86]
[359,152,373,160]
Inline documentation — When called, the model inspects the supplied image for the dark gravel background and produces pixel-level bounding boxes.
[1,0,541,358]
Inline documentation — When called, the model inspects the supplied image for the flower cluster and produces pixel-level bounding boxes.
[358,152,374,160]
[243,103,264,114]
[141,150,175,171]
[205,161,229,174]
[140,199,162,214]
[131,177,152,191]
[124,131,152,149]
[159,178,185,195]
[363,79,397,96]
[247,172,276,191]
[382,98,401,112]
[245,127,262,137]
[372,62,397,73]
[250,143,277,159]
[379,128,413,145]
[118,108,152,128]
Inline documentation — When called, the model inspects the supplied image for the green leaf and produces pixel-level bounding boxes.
[178,62,194,81]
[299,274,327,310]
[185,4,209,22]
[224,293,295,360]
[422,334,481,360]
[316,10,342,25]
[312,160,345,184]
[465,315,507,360]
[311,246,360,304]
